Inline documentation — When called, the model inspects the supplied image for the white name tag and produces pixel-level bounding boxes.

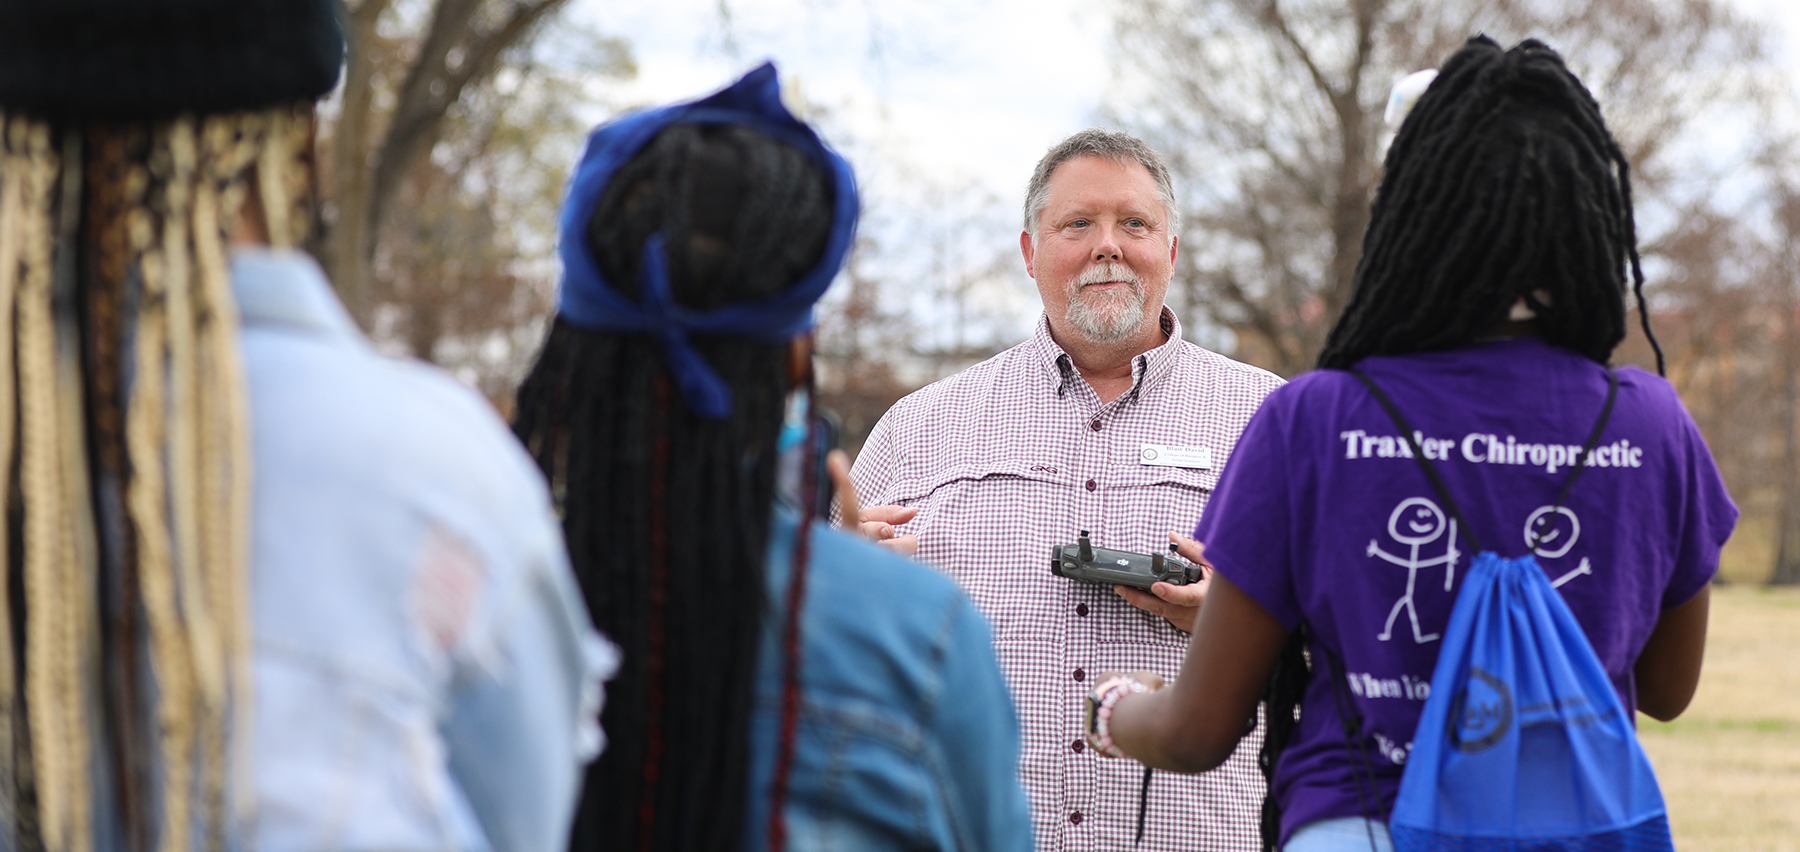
[1139,443,1213,470]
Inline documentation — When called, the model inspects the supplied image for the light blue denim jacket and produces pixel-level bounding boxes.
[741,510,1032,852]
[235,249,615,852]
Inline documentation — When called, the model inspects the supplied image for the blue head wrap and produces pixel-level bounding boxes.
[556,62,859,419]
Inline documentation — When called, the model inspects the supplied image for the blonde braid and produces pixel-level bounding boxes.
[150,116,208,852]
[193,112,260,849]
[124,224,179,852]
[187,118,229,842]
[0,110,31,846]
[12,114,60,850]
[13,114,84,852]
[0,106,272,852]
[51,132,103,852]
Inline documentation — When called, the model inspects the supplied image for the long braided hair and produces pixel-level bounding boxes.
[0,104,313,852]
[1317,36,1663,374]
[513,121,833,852]
[1260,37,1665,849]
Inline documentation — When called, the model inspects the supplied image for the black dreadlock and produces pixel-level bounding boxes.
[1260,37,1666,849]
[1316,35,1663,374]
[1257,628,1310,851]
[512,122,832,852]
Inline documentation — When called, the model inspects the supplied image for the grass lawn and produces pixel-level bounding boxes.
[1639,584,1800,851]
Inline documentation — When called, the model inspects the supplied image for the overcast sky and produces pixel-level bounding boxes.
[578,0,1131,199]
[560,0,1800,355]
[576,0,1800,205]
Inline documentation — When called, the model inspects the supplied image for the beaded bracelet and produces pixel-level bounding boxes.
[1084,675,1149,758]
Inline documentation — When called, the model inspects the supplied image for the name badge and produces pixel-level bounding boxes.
[1139,443,1213,470]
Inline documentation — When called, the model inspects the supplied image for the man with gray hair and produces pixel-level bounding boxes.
[851,129,1282,850]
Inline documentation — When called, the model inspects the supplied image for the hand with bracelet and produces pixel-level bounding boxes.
[1083,671,1165,757]
[1077,571,1289,773]
[1082,670,1171,844]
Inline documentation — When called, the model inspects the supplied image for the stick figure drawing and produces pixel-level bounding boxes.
[1367,497,1460,643]
[1525,505,1593,588]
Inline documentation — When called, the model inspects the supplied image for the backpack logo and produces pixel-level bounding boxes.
[1445,667,1512,752]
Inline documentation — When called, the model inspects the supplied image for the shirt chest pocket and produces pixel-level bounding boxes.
[893,460,1073,542]
[1097,464,1218,546]
[1088,464,1218,648]
[896,459,1072,500]
[895,461,1073,600]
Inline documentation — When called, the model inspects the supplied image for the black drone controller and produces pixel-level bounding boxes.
[1050,530,1205,590]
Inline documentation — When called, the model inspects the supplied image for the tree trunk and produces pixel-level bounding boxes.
[316,0,571,331]
[319,0,390,326]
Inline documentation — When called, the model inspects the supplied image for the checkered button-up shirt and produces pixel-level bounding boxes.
[852,308,1285,851]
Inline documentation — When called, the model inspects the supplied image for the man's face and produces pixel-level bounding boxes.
[1021,155,1176,344]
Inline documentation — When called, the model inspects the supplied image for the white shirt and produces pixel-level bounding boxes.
[852,309,1284,851]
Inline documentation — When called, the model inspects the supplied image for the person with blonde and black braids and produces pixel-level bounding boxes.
[0,2,610,850]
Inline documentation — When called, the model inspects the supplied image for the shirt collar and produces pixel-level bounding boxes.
[231,248,364,345]
[1029,306,1185,402]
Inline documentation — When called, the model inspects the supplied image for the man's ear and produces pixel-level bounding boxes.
[1020,230,1036,279]
[1169,233,1179,267]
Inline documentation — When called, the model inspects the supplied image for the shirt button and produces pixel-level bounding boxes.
[1070,811,1084,825]
[1076,603,1089,617]
[1090,418,1102,431]
[1071,738,1085,753]
[1085,479,1097,492]
[1073,668,1085,682]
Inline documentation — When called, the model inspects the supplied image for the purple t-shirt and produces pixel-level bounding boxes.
[1192,337,1737,845]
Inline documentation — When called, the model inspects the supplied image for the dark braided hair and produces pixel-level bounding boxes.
[1317,35,1664,374]
[1260,38,1666,848]
[512,122,832,852]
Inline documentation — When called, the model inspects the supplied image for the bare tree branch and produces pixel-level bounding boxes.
[370,0,571,242]
[318,0,583,329]
[1112,0,1770,376]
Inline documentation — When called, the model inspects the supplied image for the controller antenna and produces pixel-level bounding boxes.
[1078,530,1093,563]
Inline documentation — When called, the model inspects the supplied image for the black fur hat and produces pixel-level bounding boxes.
[0,0,344,120]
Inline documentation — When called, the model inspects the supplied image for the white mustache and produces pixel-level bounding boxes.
[1074,262,1141,288]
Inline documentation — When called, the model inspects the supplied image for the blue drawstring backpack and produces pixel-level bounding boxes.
[1351,369,1675,852]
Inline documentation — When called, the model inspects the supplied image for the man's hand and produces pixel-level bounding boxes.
[826,451,920,556]
[859,505,920,556]
[1114,533,1213,633]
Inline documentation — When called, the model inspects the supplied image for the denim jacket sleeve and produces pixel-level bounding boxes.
[744,516,1032,852]
[928,596,1033,852]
